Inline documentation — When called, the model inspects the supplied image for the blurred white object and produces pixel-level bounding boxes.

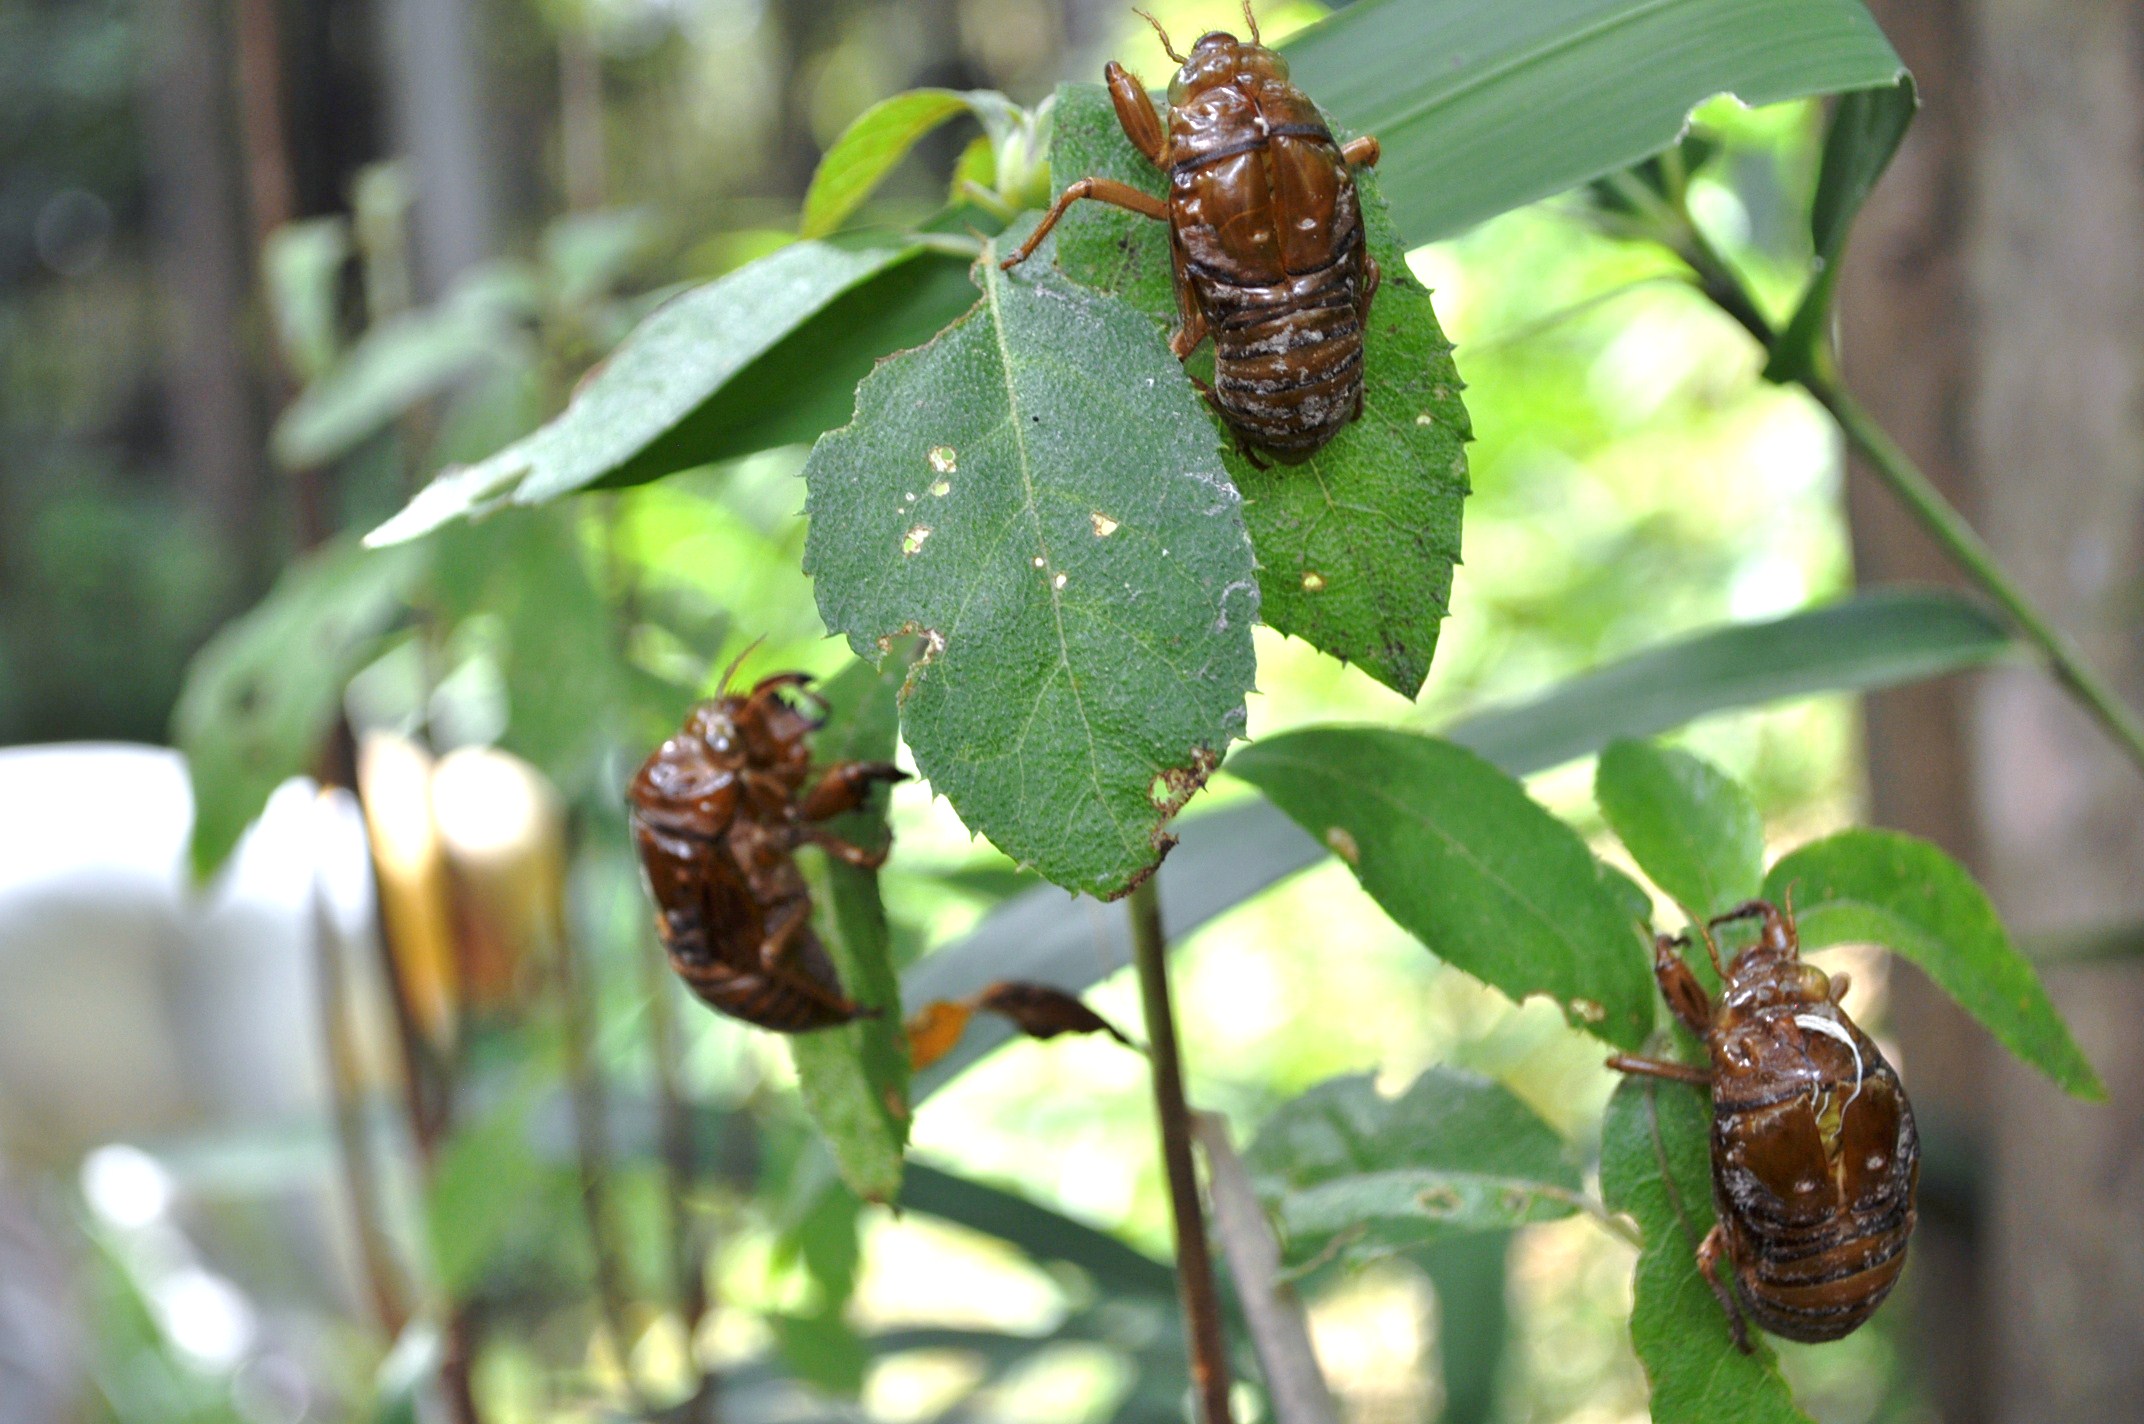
[0,744,374,1166]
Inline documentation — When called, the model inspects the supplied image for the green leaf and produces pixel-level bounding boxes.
[1766,77,1919,383]
[367,240,977,543]
[1420,1232,1512,1424]
[1245,1069,1581,1270]
[1764,830,2104,1099]
[1446,588,2013,777]
[262,216,350,382]
[1600,1077,1812,1424]
[174,538,426,880]
[1282,0,1905,245]
[425,1085,552,1296]
[901,1163,1176,1298]
[803,247,1258,899]
[802,89,988,238]
[1596,740,1764,921]
[1228,728,1654,1047]
[788,658,914,1203]
[274,270,529,469]
[433,509,625,791]
[766,1308,869,1397]
[907,592,2013,1093]
[1049,82,1470,697]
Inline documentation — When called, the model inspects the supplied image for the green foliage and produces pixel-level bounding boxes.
[1049,82,1470,697]
[425,1084,554,1297]
[1446,589,2013,776]
[802,89,995,236]
[368,240,977,543]
[1601,1077,1812,1424]
[1766,77,1919,382]
[173,538,425,879]
[804,247,1257,898]
[1229,728,1655,1048]
[1283,0,1904,246]
[1244,1069,1582,1270]
[788,659,915,1202]
[1596,739,1766,921]
[1766,831,2105,1099]
[274,269,532,470]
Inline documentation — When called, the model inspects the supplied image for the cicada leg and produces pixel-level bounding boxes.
[1340,134,1380,169]
[798,760,905,822]
[1652,932,1716,1038]
[1697,1224,1755,1354]
[999,177,1171,269]
[1606,1053,1712,1087]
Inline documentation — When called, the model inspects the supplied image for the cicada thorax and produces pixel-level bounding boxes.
[627,675,888,1034]
[1164,40,1373,460]
[1706,932,1920,1343]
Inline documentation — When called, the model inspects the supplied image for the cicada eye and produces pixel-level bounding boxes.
[1167,72,1190,107]
[1798,965,1832,1001]
[1263,51,1289,81]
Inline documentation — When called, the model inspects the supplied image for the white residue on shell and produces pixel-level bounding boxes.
[928,446,957,474]
[902,525,931,555]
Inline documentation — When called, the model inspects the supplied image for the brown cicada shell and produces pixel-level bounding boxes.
[628,670,905,1033]
[999,3,1381,463]
[1611,899,1920,1350]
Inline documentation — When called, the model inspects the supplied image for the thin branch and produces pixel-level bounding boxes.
[554,908,650,1410]
[641,947,720,1422]
[1128,877,1234,1424]
[1191,1113,1336,1424]
[309,870,412,1338]
[1666,215,2144,779]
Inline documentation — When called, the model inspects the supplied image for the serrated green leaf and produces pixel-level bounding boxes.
[802,89,986,238]
[804,247,1257,899]
[1282,0,1904,246]
[1596,740,1764,921]
[1049,82,1469,696]
[1764,830,2103,1099]
[1228,728,1654,1047]
[788,659,914,1202]
[1246,1069,1581,1270]
[1601,1077,1813,1424]
[367,240,976,543]
[1766,77,1919,383]
[174,538,426,880]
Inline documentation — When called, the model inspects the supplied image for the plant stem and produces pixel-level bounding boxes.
[1669,230,2144,779]
[1810,378,2144,772]
[555,911,648,1409]
[308,876,411,1338]
[641,947,719,1422]
[1127,877,1234,1424]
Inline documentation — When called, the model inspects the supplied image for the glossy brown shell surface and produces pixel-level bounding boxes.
[1164,36,1370,457]
[627,678,872,1032]
[1707,931,1920,1342]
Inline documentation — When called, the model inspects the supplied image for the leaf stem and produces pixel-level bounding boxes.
[1668,224,2144,778]
[1809,378,2144,773]
[1128,876,1235,1424]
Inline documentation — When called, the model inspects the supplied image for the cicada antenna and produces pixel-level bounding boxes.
[1134,7,1187,63]
[1241,0,1261,45]
[717,635,767,696]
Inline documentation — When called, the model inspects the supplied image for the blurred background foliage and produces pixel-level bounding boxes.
[0,0,1927,1421]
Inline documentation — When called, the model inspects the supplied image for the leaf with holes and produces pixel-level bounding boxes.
[174,538,427,880]
[1601,1077,1813,1424]
[1765,830,2103,1099]
[1228,728,1655,1047]
[803,247,1258,899]
[1047,82,1469,698]
[1245,1069,1583,1270]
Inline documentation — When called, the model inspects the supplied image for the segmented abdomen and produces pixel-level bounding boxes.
[1201,227,1366,457]
[1713,1056,1919,1342]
